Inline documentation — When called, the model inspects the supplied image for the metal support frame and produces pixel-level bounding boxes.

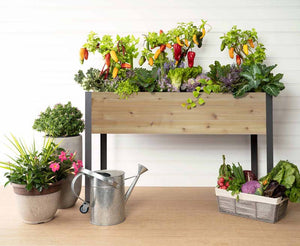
[85,92,92,202]
[100,134,107,170]
[250,135,258,177]
[266,94,274,173]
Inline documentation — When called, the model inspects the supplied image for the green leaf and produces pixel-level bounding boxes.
[203,86,211,94]
[262,84,280,97]
[233,84,251,98]
[273,168,284,183]
[193,91,199,98]
[191,102,196,108]
[272,73,284,83]
[198,98,205,105]
[187,98,193,104]
[181,103,186,108]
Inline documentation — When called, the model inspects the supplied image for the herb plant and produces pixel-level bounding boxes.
[33,102,85,137]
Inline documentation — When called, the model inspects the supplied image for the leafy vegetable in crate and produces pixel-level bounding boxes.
[263,180,287,198]
[227,162,246,196]
[260,160,300,202]
[241,180,261,194]
[216,155,233,190]
[243,170,257,181]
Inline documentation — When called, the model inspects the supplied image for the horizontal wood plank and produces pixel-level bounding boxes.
[91,92,266,134]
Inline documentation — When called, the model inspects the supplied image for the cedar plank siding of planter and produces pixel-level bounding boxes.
[91,92,266,135]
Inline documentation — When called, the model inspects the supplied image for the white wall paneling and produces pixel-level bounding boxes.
[0,0,300,186]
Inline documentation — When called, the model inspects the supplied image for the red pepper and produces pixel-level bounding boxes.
[160,44,166,52]
[84,48,89,60]
[236,54,241,66]
[173,43,182,61]
[121,63,131,69]
[105,53,111,67]
[187,51,195,67]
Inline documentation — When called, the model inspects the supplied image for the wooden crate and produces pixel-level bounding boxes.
[91,92,266,135]
[215,188,288,223]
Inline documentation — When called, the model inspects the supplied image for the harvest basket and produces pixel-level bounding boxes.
[215,188,288,223]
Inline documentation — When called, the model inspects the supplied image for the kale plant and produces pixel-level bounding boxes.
[74,68,119,92]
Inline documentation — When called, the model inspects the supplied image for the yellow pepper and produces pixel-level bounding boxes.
[110,50,119,62]
[112,67,119,78]
[192,34,199,45]
[184,39,189,47]
[148,57,154,66]
[154,49,161,60]
[243,44,249,55]
[229,47,234,59]
[176,37,184,47]
[200,28,206,39]
[166,43,172,48]
[79,48,85,64]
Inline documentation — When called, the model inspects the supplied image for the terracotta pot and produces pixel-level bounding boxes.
[12,181,62,224]
[58,173,82,209]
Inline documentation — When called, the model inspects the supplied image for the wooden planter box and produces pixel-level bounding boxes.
[84,92,273,201]
[89,92,267,135]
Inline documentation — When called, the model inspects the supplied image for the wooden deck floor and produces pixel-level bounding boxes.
[0,187,300,246]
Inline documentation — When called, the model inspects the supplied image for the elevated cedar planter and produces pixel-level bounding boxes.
[84,92,273,201]
[90,92,267,135]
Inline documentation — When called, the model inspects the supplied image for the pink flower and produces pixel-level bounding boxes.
[72,162,79,175]
[69,153,74,160]
[77,160,83,168]
[59,151,67,162]
[50,162,60,172]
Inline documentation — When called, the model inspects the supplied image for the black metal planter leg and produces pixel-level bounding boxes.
[85,92,92,202]
[100,134,107,170]
[266,94,274,173]
[251,135,258,177]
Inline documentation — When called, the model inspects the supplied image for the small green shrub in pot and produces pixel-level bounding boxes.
[33,101,84,137]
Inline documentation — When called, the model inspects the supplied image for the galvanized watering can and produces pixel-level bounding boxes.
[71,164,148,226]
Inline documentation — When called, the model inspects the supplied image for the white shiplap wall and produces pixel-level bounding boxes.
[0,0,300,186]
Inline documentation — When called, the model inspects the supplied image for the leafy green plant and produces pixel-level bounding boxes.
[234,64,284,97]
[227,163,246,196]
[167,66,202,90]
[129,68,159,92]
[207,61,243,92]
[0,136,81,191]
[260,160,300,203]
[115,80,139,99]
[33,102,84,137]
[74,68,119,92]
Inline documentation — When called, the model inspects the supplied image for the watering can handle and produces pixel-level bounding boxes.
[71,168,120,203]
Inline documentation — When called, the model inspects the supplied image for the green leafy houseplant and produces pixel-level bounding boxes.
[33,102,84,137]
[0,136,83,192]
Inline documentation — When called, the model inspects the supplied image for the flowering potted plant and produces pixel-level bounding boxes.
[0,135,82,223]
[33,102,85,208]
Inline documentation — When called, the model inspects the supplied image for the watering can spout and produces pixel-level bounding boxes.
[124,164,148,202]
